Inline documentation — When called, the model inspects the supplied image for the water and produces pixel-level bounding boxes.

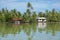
[0,23,60,40]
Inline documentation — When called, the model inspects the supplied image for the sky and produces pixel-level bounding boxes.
[0,0,60,13]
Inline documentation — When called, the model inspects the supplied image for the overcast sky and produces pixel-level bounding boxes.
[0,0,60,13]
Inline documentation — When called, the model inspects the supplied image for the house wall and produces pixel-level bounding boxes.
[15,21,20,24]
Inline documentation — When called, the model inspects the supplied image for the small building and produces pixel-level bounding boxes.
[12,18,22,24]
[37,17,46,23]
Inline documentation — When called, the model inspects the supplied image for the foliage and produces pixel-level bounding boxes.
[0,2,60,22]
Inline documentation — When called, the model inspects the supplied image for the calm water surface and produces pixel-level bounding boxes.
[0,23,60,40]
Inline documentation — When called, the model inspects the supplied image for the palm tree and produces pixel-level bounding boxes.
[38,12,43,17]
[27,2,33,9]
[31,11,37,22]
[25,2,33,22]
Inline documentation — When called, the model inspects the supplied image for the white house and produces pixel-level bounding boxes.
[37,17,46,22]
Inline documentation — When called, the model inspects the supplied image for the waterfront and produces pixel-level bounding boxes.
[0,23,60,40]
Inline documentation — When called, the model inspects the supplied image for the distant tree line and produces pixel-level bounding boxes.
[0,2,60,22]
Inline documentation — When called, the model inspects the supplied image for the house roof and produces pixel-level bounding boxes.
[37,17,46,19]
[12,18,22,21]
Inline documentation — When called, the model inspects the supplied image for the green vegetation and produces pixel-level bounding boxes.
[0,23,60,36]
[0,2,60,22]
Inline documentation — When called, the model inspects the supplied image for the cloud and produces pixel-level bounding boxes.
[52,3,60,8]
[0,2,27,13]
[0,0,17,2]
[0,2,49,12]
[31,2,49,8]
[0,0,60,13]
[6,2,27,8]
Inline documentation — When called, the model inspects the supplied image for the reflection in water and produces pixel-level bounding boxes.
[37,23,46,29]
[0,23,60,40]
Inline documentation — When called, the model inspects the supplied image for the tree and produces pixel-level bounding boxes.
[25,2,33,22]
[51,9,57,22]
[38,12,43,17]
[31,11,37,22]
[27,2,33,9]
[22,12,28,22]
